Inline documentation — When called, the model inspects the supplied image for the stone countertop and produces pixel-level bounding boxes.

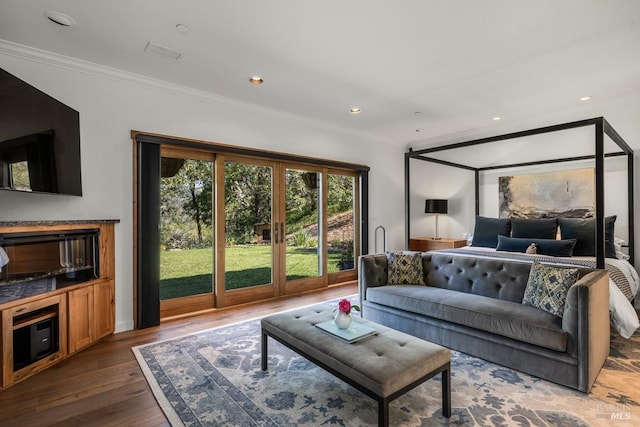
[0,219,120,227]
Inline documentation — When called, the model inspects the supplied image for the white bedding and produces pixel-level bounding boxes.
[600,257,640,338]
[448,246,640,339]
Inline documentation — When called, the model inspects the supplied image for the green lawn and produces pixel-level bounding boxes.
[160,245,346,300]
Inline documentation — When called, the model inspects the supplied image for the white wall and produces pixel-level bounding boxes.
[0,47,405,332]
[408,160,475,241]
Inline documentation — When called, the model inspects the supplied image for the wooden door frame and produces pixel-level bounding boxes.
[132,131,369,325]
[326,168,360,286]
[158,146,216,319]
[278,163,327,295]
[215,154,279,308]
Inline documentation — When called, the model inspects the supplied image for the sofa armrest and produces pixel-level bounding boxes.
[562,269,610,392]
[358,254,389,309]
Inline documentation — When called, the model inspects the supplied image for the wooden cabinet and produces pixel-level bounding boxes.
[68,280,114,354]
[94,280,115,340]
[1,294,67,388]
[409,237,467,252]
[0,221,117,390]
[68,285,96,354]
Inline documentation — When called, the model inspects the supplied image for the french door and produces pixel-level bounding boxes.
[216,156,277,307]
[153,146,360,318]
[276,166,358,293]
[216,158,358,307]
[159,147,215,318]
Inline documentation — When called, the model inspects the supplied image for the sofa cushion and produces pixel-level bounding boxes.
[386,251,425,285]
[511,218,558,240]
[366,285,567,352]
[424,253,532,302]
[471,216,511,248]
[496,235,576,257]
[522,262,579,317]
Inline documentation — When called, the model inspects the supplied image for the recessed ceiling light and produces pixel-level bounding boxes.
[249,76,264,85]
[350,108,361,114]
[580,96,592,102]
[175,24,189,33]
[492,116,501,121]
[44,11,76,27]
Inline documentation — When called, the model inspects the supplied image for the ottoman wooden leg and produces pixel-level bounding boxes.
[378,398,389,427]
[261,330,268,371]
[442,362,451,418]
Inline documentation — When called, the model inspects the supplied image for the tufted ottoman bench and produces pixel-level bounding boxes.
[261,305,451,426]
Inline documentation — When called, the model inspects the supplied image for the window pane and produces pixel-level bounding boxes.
[159,157,213,300]
[285,169,321,280]
[224,161,273,290]
[327,174,355,273]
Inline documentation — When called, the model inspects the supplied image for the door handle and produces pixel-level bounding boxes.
[280,223,285,245]
[274,222,278,244]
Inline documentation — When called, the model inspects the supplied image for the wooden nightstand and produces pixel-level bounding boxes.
[409,237,467,252]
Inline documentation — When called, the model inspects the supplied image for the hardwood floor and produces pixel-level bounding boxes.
[0,284,358,427]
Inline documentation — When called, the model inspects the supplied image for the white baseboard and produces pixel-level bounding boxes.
[115,320,134,333]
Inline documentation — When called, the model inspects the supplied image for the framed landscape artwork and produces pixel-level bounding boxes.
[499,168,595,219]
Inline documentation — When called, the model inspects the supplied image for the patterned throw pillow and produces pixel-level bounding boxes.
[522,262,579,317]
[387,251,425,285]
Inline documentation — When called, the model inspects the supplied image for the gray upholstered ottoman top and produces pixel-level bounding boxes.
[261,305,451,397]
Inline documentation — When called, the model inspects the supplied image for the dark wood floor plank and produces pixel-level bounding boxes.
[37,362,146,410]
[0,284,357,426]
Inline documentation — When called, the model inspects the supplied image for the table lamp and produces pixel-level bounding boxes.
[424,199,448,240]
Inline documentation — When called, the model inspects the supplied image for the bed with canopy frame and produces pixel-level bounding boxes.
[404,117,638,338]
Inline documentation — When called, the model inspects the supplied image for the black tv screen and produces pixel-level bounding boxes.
[0,67,82,196]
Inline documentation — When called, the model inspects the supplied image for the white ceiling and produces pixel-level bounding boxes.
[1,0,640,150]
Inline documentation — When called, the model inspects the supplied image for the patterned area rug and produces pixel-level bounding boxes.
[133,301,640,426]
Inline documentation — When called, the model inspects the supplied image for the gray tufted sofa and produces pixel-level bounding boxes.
[358,252,610,392]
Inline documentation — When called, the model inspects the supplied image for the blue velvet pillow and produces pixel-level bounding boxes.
[511,218,558,240]
[496,235,577,257]
[558,216,616,257]
[471,216,511,248]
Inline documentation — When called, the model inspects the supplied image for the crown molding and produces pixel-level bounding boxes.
[0,39,387,144]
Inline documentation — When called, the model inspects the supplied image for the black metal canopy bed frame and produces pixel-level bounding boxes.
[404,116,634,269]
[403,117,639,338]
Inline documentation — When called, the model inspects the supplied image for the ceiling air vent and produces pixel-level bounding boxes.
[44,11,77,27]
[144,42,183,62]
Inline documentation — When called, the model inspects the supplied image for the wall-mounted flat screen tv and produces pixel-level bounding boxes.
[0,67,82,196]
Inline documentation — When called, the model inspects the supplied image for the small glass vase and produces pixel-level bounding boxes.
[334,311,352,329]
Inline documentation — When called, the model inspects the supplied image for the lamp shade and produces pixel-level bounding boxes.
[425,199,448,214]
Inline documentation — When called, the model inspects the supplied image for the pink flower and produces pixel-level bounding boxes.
[338,298,360,314]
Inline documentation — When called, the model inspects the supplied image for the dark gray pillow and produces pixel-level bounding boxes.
[471,216,511,248]
[511,218,558,240]
[496,235,576,257]
[558,216,616,257]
